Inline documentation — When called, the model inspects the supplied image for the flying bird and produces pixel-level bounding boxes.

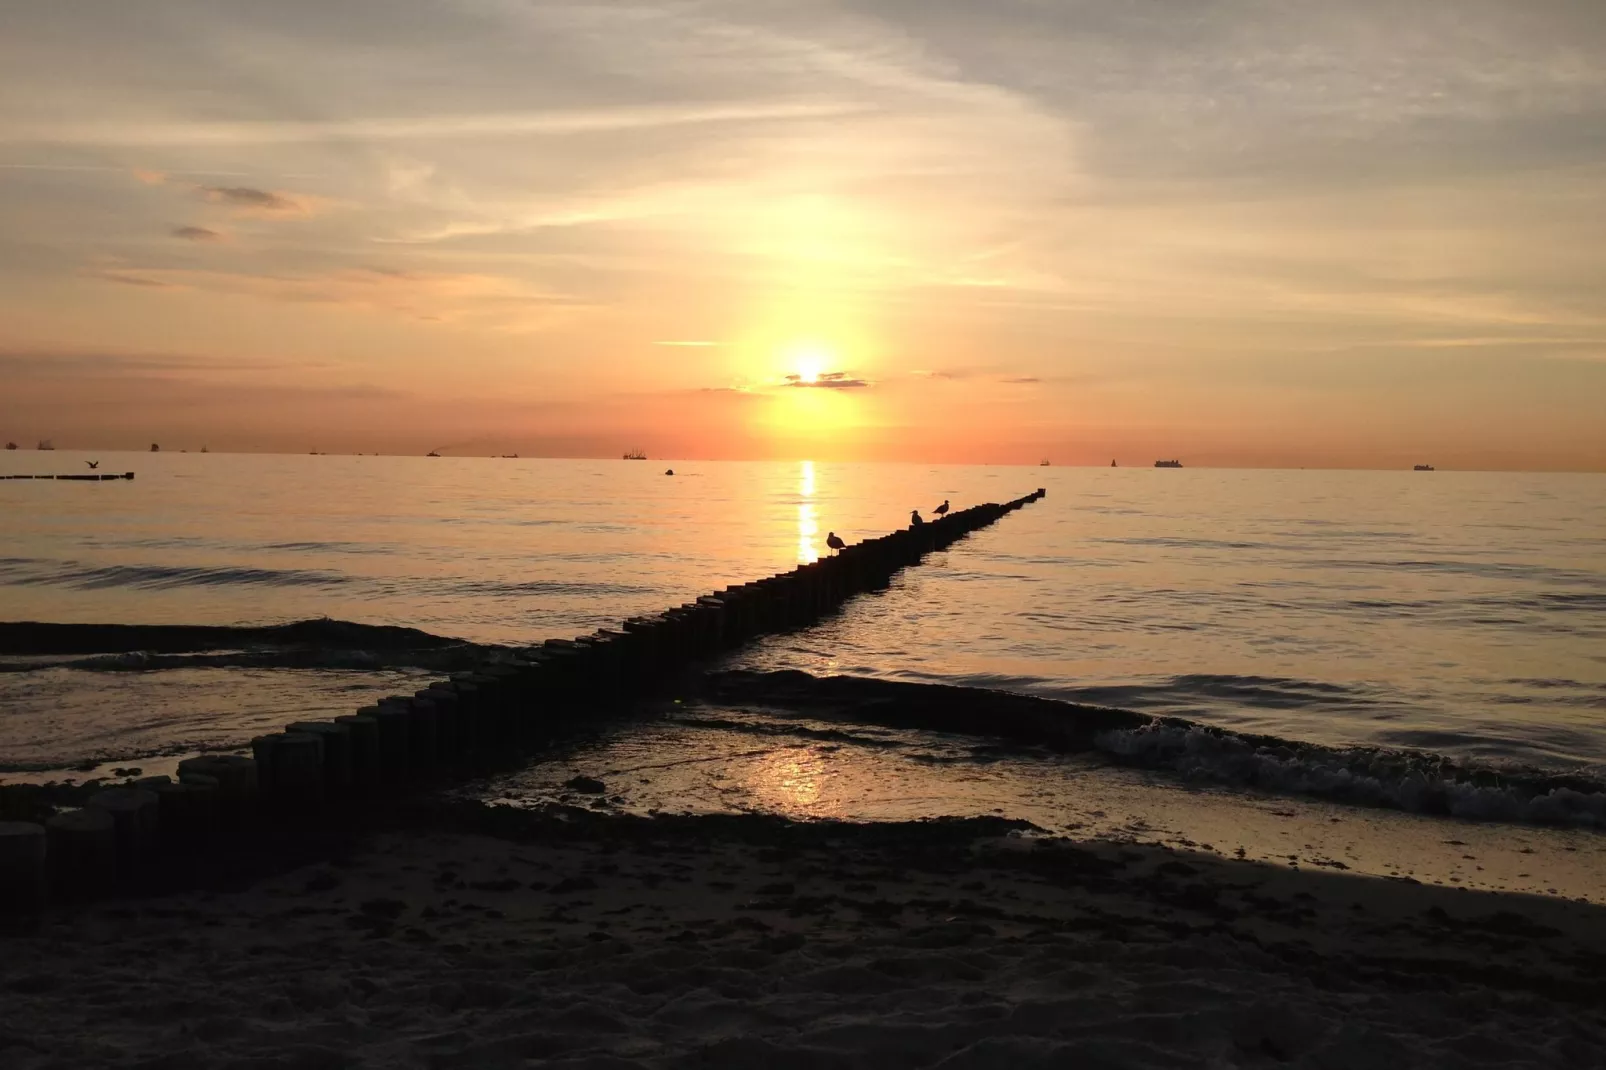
[825,531,845,554]
[933,499,949,518]
[85,460,99,470]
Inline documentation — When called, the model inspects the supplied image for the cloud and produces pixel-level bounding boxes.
[171,225,223,242]
[1001,376,1041,384]
[784,371,871,389]
[195,185,309,215]
[88,270,177,289]
[131,168,167,185]
[80,263,587,328]
[7,102,865,149]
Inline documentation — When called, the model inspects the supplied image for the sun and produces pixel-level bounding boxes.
[789,341,831,384]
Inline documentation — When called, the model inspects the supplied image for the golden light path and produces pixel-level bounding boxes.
[797,459,818,564]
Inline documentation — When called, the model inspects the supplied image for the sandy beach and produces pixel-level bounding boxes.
[5,795,1604,1070]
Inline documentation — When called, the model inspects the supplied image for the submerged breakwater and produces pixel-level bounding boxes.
[0,491,1044,914]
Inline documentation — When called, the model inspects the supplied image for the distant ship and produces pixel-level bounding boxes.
[426,450,441,457]
[200,445,209,453]
[1110,459,1117,467]
[1413,464,1435,471]
[150,443,159,452]
[1154,459,1183,468]
[4,441,16,451]
[623,450,647,460]
[38,439,55,450]
[1039,459,1050,467]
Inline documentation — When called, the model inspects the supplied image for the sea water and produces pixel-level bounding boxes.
[2,451,1603,791]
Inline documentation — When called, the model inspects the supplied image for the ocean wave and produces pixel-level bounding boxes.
[0,618,486,662]
[704,671,1606,830]
[0,559,349,591]
[1095,721,1606,828]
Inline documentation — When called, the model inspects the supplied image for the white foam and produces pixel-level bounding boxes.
[1094,722,1606,828]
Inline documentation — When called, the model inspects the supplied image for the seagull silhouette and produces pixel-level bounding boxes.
[825,531,845,554]
[933,499,949,518]
[85,460,99,470]
[910,509,924,526]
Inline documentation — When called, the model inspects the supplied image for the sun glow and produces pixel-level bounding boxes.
[788,341,832,385]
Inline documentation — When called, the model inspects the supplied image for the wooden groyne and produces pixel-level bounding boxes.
[0,489,1045,913]
[1,473,135,481]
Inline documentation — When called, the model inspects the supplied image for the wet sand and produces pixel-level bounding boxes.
[4,802,1604,1069]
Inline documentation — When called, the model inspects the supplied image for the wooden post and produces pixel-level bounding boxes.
[368,703,411,788]
[287,720,353,799]
[272,732,326,810]
[86,788,161,885]
[405,698,439,776]
[176,755,258,829]
[0,821,48,914]
[45,808,116,902]
[176,773,220,847]
[333,714,381,796]
[134,777,197,855]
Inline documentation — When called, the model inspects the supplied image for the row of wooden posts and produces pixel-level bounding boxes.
[0,490,1045,914]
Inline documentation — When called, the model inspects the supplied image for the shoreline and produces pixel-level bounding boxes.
[5,801,1604,1068]
[7,669,1605,908]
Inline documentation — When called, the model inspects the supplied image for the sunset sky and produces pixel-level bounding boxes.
[2,1,1603,468]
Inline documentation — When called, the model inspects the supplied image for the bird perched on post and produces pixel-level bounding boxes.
[910,509,924,526]
[85,460,99,470]
[933,499,949,518]
[825,531,845,554]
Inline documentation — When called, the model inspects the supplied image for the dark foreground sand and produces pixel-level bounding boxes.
[4,803,1604,1069]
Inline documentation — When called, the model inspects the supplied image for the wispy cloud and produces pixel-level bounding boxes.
[5,102,863,148]
[655,340,721,347]
[82,263,586,328]
[88,270,177,289]
[1001,376,1041,384]
[171,225,223,242]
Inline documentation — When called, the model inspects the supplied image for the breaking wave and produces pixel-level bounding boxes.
[705,671,1606,830]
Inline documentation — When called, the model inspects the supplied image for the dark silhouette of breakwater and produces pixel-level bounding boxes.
[0,490,1045,915]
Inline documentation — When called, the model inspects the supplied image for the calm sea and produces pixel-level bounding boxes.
[2,451,1604,789]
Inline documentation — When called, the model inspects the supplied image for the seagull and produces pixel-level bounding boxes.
[910,509,924,526]
[825,531,845,554]
[85,460,99,470]
[933,499,949,518]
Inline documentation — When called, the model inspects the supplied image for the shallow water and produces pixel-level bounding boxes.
[4,452,1603,780]
[470,699,1606,903]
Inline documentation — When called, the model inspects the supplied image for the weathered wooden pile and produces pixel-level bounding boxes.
[0,490,1045,913]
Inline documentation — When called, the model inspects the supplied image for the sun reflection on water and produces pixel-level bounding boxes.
[797,459,818,564]
[748,748,826,814]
